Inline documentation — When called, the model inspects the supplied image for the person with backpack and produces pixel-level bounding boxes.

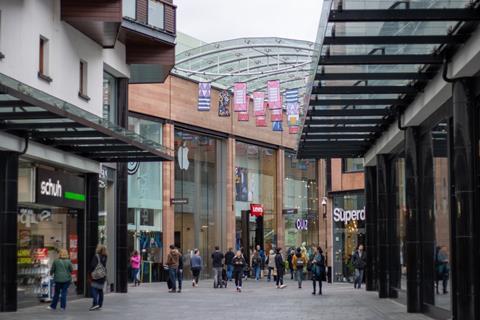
[435,246,449,294]
[275,248,287,289]
[251,250,262,281]
[211,246,224,288]
[190,249,202,287]
[224,248,235,281]
[266,249,276,282]
[89,245,108,311]
[47,249,73,311]
[130,250,141,287]
[311,246,326,295]
[352,244,367,289]
[232,250,246,292]
[292,247,307,289]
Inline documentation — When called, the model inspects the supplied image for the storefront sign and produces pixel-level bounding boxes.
[170,198,189,205]
[18,207,52,228]
[296,219,308,231]
[250,204,264,217]
[333,207,366,223]
[282,208,298,215]
[99,164,115,188]
[36,168,85,209]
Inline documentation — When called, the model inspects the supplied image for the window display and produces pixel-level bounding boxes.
[332,193,365,283]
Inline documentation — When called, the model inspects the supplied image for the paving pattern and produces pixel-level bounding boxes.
[1,279,434,320]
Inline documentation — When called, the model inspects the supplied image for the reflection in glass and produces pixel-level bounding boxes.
[395,157,407,290]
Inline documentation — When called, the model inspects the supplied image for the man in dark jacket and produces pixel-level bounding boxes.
[166,245,180,292]
[224,248,235,281]
[211,246,224,288]
[275,248,286,289]
[352,245,367,289]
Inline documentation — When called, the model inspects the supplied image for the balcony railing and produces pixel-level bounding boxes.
[122,0,176,35]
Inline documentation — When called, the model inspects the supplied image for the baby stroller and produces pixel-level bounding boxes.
[214,267,228,288]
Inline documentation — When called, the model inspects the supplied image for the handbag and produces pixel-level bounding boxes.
[91,254,107,280]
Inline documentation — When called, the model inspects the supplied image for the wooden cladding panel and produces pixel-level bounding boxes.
[129,75,299,150]
[126,43,175,65]
[61,0,122,22]
[164,4,176,34]
[136,0,148,24]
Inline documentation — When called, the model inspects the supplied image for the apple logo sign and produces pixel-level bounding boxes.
[177,142,190,170]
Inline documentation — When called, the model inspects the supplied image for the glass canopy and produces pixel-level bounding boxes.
[297,0,480,159]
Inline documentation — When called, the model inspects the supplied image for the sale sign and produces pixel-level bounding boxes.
[233,83,247,112]
[250,204,264,217]
[267,80,281,109]
[253,92,265,116]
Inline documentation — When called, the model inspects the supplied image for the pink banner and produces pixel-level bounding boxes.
[233,83,247,112]
[238,111,249,121]
[253,92,265,116]
[289,126,299,134]
[256,116,267,127]
[271,108,283,122]
[267,80,281,109]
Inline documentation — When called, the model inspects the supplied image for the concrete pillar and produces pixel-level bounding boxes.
[276,148,285,249]
[162,122,175,259]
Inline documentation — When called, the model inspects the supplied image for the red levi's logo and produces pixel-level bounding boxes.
[250,204,264,217]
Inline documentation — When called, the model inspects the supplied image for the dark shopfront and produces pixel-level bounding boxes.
[365,80,480,319]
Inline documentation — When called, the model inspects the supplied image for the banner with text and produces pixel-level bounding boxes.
[197,82,211,111]
[267,80,281,110]
[233,82,247,112]
[253,92,265,116]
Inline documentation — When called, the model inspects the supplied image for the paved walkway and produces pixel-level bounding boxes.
[2,279,432,320]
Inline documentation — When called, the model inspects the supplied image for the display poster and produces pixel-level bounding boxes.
[233,83,247,112]
[198,82,211,111]
[267,80,281,109]
[235,167,248,201]
[218,90,231,117]
[256,116,267,127]
[69,235,78,282]
[253,92,265,116]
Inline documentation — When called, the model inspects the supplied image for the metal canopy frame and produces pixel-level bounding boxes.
[297,0,480,159]
[0,73,174,162]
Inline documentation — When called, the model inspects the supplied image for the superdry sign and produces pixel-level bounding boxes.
[36,168,85,209]
[250,204,264,217]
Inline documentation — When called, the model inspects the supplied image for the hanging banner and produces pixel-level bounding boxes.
[289,126,299,134]
[285,88,299,104]
[271,108,283,122]
[238,111,249,121]
[288,114,299,126]
[267,80,281,109]
[287,102,300,126]
[233,82,247,112]
[256,116,267,127]
[218,90,231,117]
[272,121,283,132]
[253,92,265,116]
[197,82,211,111]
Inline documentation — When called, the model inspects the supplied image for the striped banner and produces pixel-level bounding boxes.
[267,80,281,109]
[253,92,265,116]
[197,82,211,111]
[285,88,299,104]
[233,83,247,112]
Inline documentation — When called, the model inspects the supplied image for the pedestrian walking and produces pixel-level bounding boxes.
[311,246,326,295]
[130,250,141,286]
[47,249,73,311]
[435,246,449,294]
[266,249,276,282]
[292,247,307,289]
[232,250,246,292]
[352,244,367,289]
[177,249,184,293]
[287,248,295,280]
[166,245,181,293]
[275,248,286,289]
[190,249,202,287]
[251,250,262,281]
[225,248,235,281]
[212,246,224,288]
[256,245,265,279]
[89,245,108,311]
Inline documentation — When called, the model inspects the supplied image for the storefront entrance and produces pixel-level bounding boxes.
[236,210,264,262]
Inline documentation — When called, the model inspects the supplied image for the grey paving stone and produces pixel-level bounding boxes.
[0,280,433,320]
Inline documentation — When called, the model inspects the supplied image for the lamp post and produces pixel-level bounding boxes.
[321,197,328,281]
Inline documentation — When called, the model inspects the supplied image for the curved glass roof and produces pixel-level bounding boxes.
[172,37,322,105]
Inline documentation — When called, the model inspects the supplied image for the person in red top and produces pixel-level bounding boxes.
[130,250,141,286]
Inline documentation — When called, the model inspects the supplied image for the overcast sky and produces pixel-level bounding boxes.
[174,0,324,43]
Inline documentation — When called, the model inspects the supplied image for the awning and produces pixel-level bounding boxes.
[0,73,173,162]
[297,0,480,159]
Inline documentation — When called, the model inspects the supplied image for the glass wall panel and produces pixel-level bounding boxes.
[235,142,276,255]
[332,193,365,282]
[127,117,163,269]
[283,153,318,252]
[174,130,226,278]
[431,121,451,310]
[103,72,117,124]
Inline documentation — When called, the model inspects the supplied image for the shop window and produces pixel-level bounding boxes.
[78,60,89,101]
[122,0,136,19]
[342,158,364,173]
[38,36,51,82]
[148,0,164,29]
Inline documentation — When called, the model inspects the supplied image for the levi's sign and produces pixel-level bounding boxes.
[36,168,85,209]
[333,207,366,224]
[250,204,264,217]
